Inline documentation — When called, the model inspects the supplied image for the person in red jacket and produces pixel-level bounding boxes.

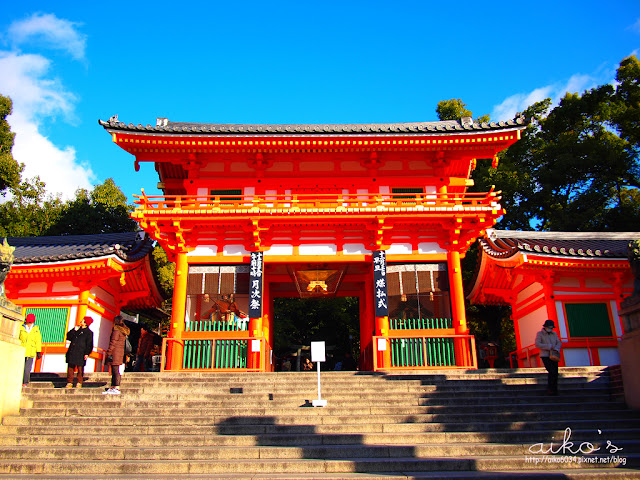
[102,315,130,395]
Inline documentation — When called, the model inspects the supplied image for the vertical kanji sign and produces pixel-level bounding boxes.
[249,252,263,318]
[373,250,388,317]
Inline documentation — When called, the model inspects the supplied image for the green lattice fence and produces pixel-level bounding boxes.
[389,318,453,329]
[24,308,68,343]
[389,337,455,367]
[183,318,249,369]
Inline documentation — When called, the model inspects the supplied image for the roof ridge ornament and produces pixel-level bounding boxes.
[460,116,473,127]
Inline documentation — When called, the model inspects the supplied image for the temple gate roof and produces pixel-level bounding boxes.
[99,116,527,136]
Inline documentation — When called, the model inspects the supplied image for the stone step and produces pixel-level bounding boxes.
[9,407,638,428]
[7,368,637,479]
[18,400,632,417]
[1,438,639,460]
[0,469,638,480]
[0,455,636,475]
[2,418,640,440]
[3,427,639,446]
[24,380,617,394]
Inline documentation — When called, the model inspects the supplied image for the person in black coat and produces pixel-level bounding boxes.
[65,316,94,388]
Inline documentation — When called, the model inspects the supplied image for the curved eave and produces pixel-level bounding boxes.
[468,250,632,305]
[5,254,164,310]
[99,117,528,136]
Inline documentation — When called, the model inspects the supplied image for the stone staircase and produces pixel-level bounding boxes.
[1,366,639,479]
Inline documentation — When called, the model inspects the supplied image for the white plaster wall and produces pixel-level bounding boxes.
[517,307,548,350]
[555,301,568,340]
[41,354,67,373]
[418,242,446,254]
[516,283,544,313]
[610,299,623,337]
[563,348,591,366]
[387,244,412,255]
[343,244,368,255]
[299,244,337,256]
[223,245,250,256]
[188,245,218,256]
[264,245,294,256]
[52,281,76,293]
[18,283,48,294]
[598,347,620,366]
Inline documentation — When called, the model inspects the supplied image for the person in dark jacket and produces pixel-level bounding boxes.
[65,316,94,388]
[133,324,155,372]
[102,315,130,395]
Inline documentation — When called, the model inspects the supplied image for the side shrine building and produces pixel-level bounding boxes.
[468,230,637,368]
[4,232,164,373]
[99,116,527,372]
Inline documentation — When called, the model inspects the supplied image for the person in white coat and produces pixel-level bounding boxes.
[535,319,562,395]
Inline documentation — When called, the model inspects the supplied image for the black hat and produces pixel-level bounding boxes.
[543,320,555,328]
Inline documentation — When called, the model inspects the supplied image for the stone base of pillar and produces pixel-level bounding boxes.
[0,304,25,421]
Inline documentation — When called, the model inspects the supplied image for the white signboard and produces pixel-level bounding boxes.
[377,338,388,351]
[311,341,326,363]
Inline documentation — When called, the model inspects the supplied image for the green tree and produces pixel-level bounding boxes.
[468,55,640,232]
[436,98,490,124]
[0,95,21,194]
[470,99,552,230]
[0,177,64,237]
[612,55,640,151]
[273,297,360,359]
[45,178,138,235]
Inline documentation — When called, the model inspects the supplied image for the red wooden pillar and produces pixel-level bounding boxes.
[262,278,272,371]
[248,316,263,370]
[375,315,391,369]
[448,250,470,366]
[167,252,188,370]
[359,283,374,371]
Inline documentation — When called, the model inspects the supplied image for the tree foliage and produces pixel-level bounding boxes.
[436,98,490,124]
[470,55,640,232]
[44,178,138,235]
[273,297,360,358]
[458,55,640,362]
[0,95,21,194]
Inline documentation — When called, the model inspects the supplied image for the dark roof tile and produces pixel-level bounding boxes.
[99,116,527,136]
[3,232,154,264]
[480,229,640,260]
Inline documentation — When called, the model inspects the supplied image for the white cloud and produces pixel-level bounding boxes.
[0,16,93,201]
[7,13,86,62]
[492,71,604,121]
[629,18,640,34]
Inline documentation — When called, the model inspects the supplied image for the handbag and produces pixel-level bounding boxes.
[549,351,561,362]
[125,336,132,356]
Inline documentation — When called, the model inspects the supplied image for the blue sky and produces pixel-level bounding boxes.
[0,1,639,201]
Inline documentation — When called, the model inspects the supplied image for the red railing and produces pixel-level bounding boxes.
[372,334,477,371]
[133,189,502,216]
[160,334,268,372]
[509,336,621,368]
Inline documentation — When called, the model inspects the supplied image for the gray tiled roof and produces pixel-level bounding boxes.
[479,229,640,260]
[3,232,153,264]
[98,115,527,135]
